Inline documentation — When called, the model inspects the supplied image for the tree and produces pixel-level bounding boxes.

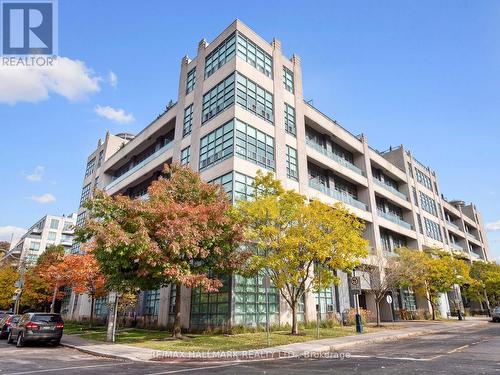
[0,266,18,310]
[464,261,500,309]
[237,171,368,334]
[396,248,471,320]
[62,252,106,327]
[77,164,248,339]
[357,252,403,326]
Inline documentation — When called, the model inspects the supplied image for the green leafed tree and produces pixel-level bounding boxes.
[236,171,368,335]
[0,266,18,310]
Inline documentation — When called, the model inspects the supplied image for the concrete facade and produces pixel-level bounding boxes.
[70,20,490,328]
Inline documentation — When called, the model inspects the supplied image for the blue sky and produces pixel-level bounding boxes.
[0,0,499,261]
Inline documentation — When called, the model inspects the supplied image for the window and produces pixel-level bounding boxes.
[80,184,92,206]
[199,120,234,170]
[29,241,40,251]
[286,146,298,181]
[235,119,275,170]
[180,146,190,166]
[202,74,235,123]
[236,33,273,78]
[50,219,59,230]
[183,104,193,137]
[333,175,358,200]
[424,217,442,241]
[314,286,335,318]
[168,285,177,323]
[419,192,438,216]
[234,172,255,202]
[380,229,407,252]
[412,187,418,206]
[47,231,56,241]
[94,296,108,316]
[94,176,99,189]
[407,162,413,177]
[61,234,72,243]
[415,168,432,190]
[186,67,196,94]
[331,142,354,164]
[97,150,104,167]
[236,73,274,123]
[190,275,230,328]
[283,67,294,93]
[233,273,279,326]
[204,32,236,79]
[85,157,96,178]
[284,103,296,136]
[209,172,233,198]
[63,221,73,231]
[76,211,86,227]
[402,289,417,311]
[144,289,160,316]
[417,214,423,234]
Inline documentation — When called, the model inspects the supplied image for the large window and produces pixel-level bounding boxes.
[286,145,298,181]
[97,150,104,167]
[236,73,274,123]
[233,172,254,202]
[95,296,109,316]
[63,221,73,231]
[168,285,177,323]
[209,172,233,198]
[199,120,234,170]
[234,119,275,170]
[236,33,273,78]
[76,211,86,227]
[85,157,95,178]
[420,191,438,217]
[283,67,294,93]
[314,286,335,318]
[183,104,193,137]
[180,146,190,166]
[47,231,56,241]
[284,103,296,136]
[50,218,59,230]
[380,229,407,252]
[80,184,91,207]
[204,32,236,79]
[144,289,160,316]
[424,217,442,241]
[234,273,279,326]
[29,241,40,251]
[333,175,358,200]
[186,67,196,94]
[415,168,432,190]
[202,74,235,123]
[190,276,230,328]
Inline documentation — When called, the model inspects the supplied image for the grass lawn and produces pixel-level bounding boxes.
[64,322,385,352]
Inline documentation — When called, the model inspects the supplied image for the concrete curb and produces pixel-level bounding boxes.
[61,320,489,363]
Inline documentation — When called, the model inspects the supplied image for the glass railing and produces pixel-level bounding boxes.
[446,221,460,231]
[467,232,478,241]
[309,180,368,211]
[105,141,174,191]
[451,243,464,251]
[306,139,366,177]
[376,209,412,230]
[469,251,481,260]
[373,178,408,201]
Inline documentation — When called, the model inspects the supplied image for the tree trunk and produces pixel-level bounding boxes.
[376,299,381,327]
[172,284,182,339]
[50,282,58,313]
[106,292,119,342]
[89,296,95,328]
[291,301,298,335]
[430,300,436,320]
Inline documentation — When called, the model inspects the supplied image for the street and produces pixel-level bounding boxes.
[0,323,498,374]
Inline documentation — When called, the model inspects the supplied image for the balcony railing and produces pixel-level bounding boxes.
[451,243,464,251]
[309,180,368,211]
[373,178,408,201]
[306,139,366,177]
[467,232,478,241]
[446,221,460,231]
[376,209,412,230]
[469,251,481,260]
[105,141,174,191]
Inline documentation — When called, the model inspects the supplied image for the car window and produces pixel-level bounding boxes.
[12,316,20,323]
[19,314,29,324]
[32,314,62,323]
[0,316,7,325]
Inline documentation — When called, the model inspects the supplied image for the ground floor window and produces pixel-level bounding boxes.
[94,296,109,316]
[314,286,335,319]
[190,276,230,328]
[233,273,279,326]
[168,285,177,324]
[144,289,160,316]
[401,288,417,311]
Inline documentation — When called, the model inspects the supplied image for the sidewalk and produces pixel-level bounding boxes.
[61,319,490,363]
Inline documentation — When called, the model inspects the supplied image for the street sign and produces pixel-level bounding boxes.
[350,276,361,294]
[386,295,393,304]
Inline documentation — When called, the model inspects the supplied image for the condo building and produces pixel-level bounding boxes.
[67,20,490,328]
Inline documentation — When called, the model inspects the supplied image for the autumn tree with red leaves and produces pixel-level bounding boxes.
[77,164,248,339]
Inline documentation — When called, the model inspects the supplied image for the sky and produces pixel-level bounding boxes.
[0,0,499,261]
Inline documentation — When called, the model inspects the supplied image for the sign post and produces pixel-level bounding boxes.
[386,294,395,326]
[350,275,363,333]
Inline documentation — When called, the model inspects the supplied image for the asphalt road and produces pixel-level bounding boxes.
[0,323,498,375]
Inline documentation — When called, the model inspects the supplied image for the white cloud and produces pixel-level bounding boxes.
[486,221,500,232]
[0,57,101,104]
[25,165,45,182]
[0,226,26,242]
[109,71,118,88]
[95,105,134,124]
[28,193,56,204]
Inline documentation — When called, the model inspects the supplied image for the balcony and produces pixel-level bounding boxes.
[309,180,368,211]
[376,209,412,230]
[467,232,478,241]
[373,178,408,201]
[105,141,174,191]
[306,139,365,177]
[446,221,461,231]
[450,243,464,251]
[469,251,481,260]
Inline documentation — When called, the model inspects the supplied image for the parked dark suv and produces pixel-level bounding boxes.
[7,313,64,347]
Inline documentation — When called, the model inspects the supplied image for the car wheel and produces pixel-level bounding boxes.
[16,332,24,348]
[7,332,14,344]
[52,339,61,346]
